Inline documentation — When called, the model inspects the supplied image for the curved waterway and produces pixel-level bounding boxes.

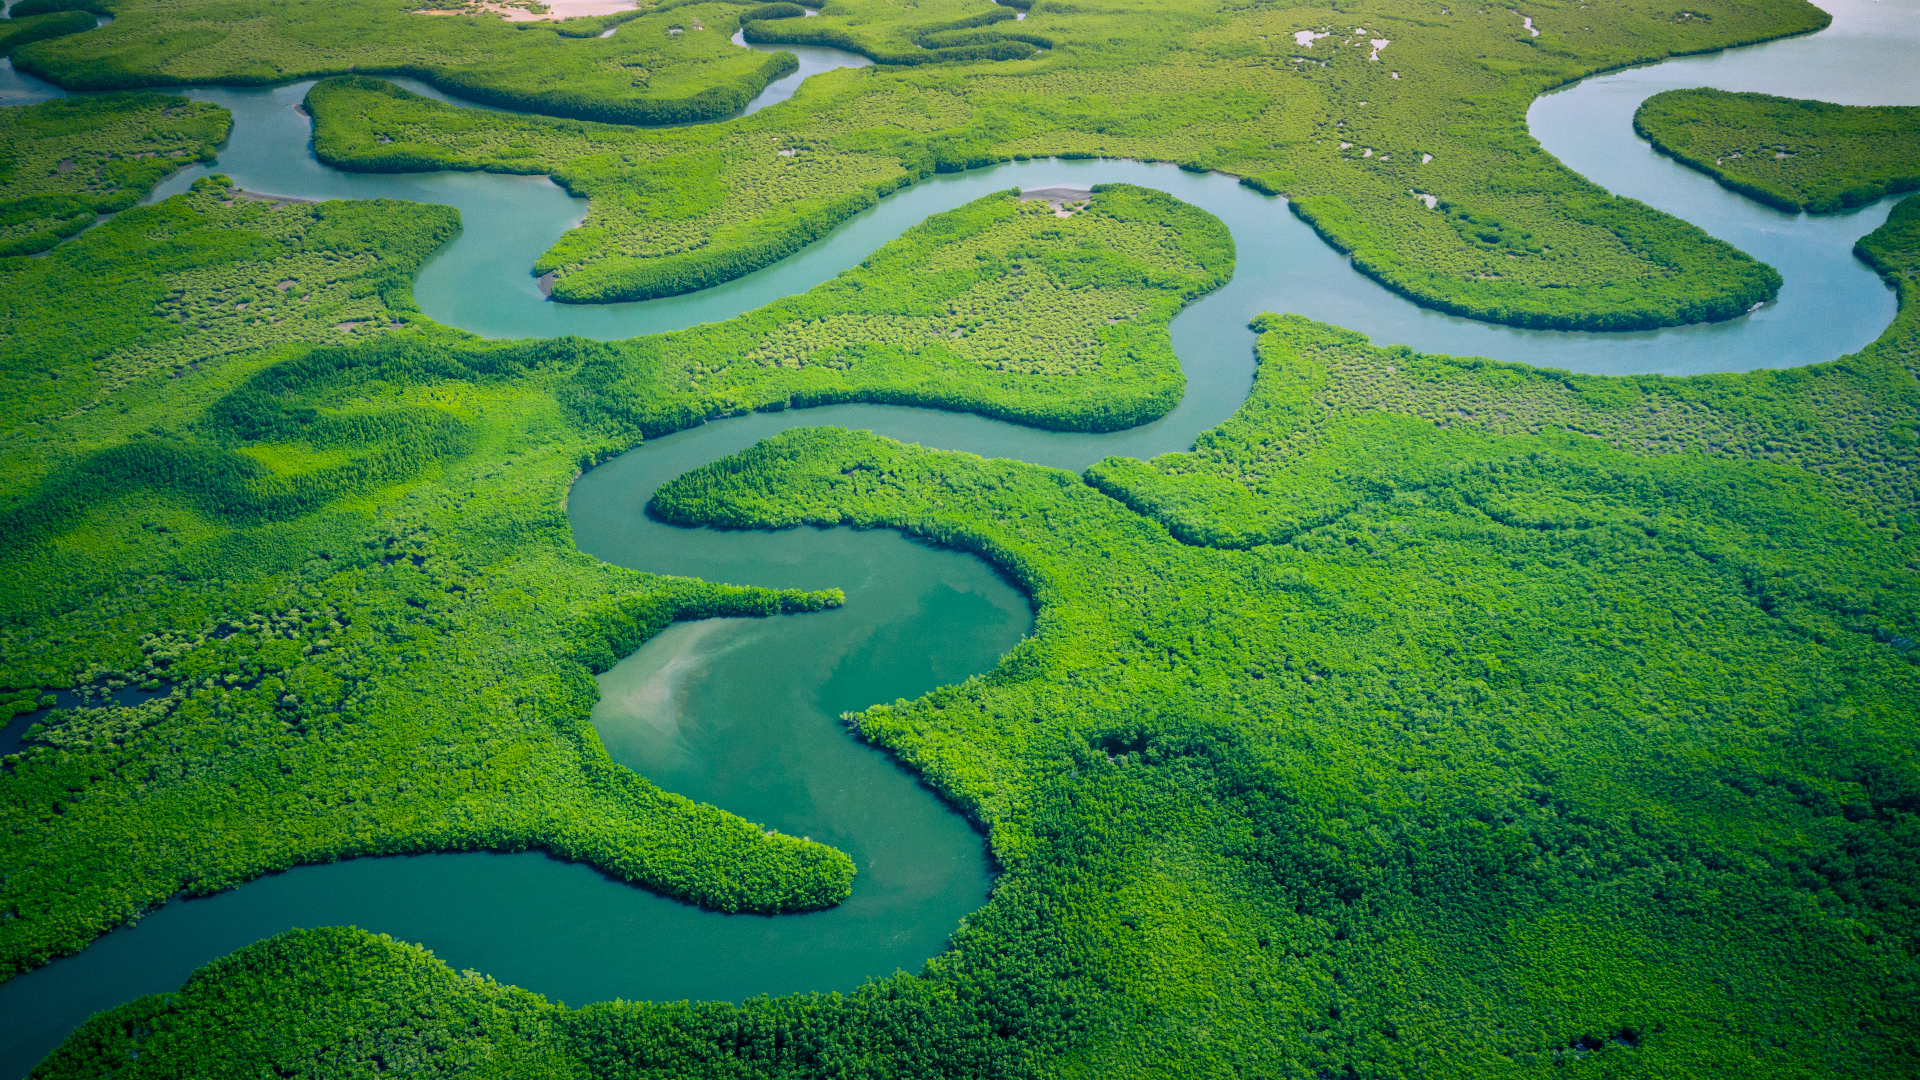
[95,80,1903,372]
[4,0,1919,1072]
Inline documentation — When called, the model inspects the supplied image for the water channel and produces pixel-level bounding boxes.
[2,0,1917,1071]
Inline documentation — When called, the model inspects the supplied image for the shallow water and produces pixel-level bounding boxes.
[3,0,1919,1073]
[732,28,875,118]
[0,531,1016,1073]
[1529,0,1919,373]
[0,59,54,107]
[129,107,1908,373]
[7,13,1889,371]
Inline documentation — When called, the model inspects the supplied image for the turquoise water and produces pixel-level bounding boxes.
[2,0,1917,1072]
[124,86,1901,374]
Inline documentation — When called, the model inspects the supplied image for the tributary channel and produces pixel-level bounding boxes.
[1,0,1916,1071]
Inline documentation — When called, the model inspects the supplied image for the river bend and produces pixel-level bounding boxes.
[0,0,1915,1072]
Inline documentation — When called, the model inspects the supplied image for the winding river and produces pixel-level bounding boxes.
[2,0,1917,1071]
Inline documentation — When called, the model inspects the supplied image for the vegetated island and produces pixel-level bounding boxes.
[1635,87,1920,213]
[32,188,1920,1080]
[51,0,1823,330]
[0,180,1230,984]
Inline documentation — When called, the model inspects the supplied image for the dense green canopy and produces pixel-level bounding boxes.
[5,3,1919,1078]
[1636,88,1920,213]
[30,192,1920,1080]
[0,92,226,255]
[52,0,1827,327]
[0,179,1229,977]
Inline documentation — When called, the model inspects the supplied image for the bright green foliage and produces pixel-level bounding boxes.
[1859,191,1920,310]
[1088,296,1920,546]
[2,689,55,723]
[0,316,860,972]
[9,0,1920,1075]
[13,0,800,125]
[36,201,1920,1080]
[0,181,873,974]
[1213,0,1805,330]
[0,9,95,57]
[35,929,579,1079]
[1089,193,1920,547]
[0,92,227,256]
[0,173,452,437]
[629,219,1920,1078]
[304,0,1817,328]
[37,926,1022,1079]
[0,182,1224,981]
[743,0,1046,65]
[569,183,1233,433]
[1635,88,1920,213]
[305,74,942,303]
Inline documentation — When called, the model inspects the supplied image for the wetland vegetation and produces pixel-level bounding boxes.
[4,0,1920,1076]
[29,188,1920,1080]
[13,0,802,125]
[1635,88,1920,213]
[286,0,1811,327]
[0,180,1225,982]
[0,92,226,255]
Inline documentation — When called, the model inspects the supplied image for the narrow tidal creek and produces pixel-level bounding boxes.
[1,0,1916,1072]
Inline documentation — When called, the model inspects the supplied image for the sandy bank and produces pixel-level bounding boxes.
[416,0,635,23]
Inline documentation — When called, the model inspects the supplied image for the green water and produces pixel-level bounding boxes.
[0,418,1028,1069]
[3,0,1919,1071]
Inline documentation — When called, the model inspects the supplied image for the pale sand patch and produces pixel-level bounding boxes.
[1411,191,1438,209]
[1294,29,1329,46]
[545,0,636,15]
[1021,187,1092,203]
[1369,37,1389,60]
[416,0,635,21]
[1422,153,1433,163]
[1512,11,1539,35]
[234,189,317,205]
[1021,187,1093,217]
